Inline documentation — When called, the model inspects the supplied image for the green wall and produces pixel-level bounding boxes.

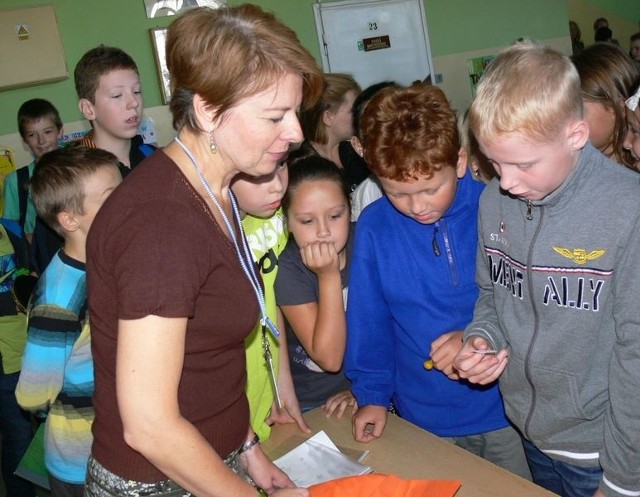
[587,0,640,23]
[424,0,569,57]
[0,0,637,137]
[0,0,174,135]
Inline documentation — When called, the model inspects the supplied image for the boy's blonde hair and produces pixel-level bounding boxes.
[31,144,120,237]
[470,40,583,146]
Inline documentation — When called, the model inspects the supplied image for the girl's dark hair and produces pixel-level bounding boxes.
[352,81,401,139]
[283,156,351,215]
[17,98,62,138]
[572,42,640,168]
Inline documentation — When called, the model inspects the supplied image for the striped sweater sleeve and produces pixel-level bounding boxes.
[15,303,81,412]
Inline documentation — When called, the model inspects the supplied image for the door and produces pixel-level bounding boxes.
[313,0,434,88]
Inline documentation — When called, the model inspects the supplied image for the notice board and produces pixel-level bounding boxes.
[0,5,68,90]
[313,0,434,89]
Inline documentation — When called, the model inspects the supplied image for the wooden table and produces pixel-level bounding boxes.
[262,408,555,497]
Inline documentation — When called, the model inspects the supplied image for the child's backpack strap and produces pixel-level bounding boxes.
[0,219,38,313]
[138,143,156,158]
[16,166,30,230]
[1,218,30,275]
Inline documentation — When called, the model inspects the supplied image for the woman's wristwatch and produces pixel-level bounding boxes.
[238,433,260,455]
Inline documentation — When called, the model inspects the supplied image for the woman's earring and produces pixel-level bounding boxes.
[208,130,218,154]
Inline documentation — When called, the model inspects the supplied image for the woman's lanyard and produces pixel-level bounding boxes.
[174,136,280,341]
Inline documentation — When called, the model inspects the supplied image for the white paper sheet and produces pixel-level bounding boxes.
[274,430,373,488]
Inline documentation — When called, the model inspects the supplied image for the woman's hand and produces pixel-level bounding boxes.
[271,489,310,497]
[240,443,294,492]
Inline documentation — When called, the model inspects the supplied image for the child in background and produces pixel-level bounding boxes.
[572,42,639,169]
[569,21,584,55]
[293,73,369,191]
[0,97,62,497]
[231,161,309,441]
[454,41,640,497]
[274,156,355,416]
[458,110,495,184]
[31,46,155,275]
[16,146,122,496]
[0,217,36,497]
[624,83,640,169]
[74,45,155,177]
[344,84,530,480]
[349,81,401,221]
[3,98,63,241]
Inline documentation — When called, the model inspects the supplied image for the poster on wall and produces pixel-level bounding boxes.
[467,55,495,97]
[0,5,68,90]
[0,148,16,214]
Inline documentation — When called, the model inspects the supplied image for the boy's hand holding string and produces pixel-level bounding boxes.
[454,336,509,385]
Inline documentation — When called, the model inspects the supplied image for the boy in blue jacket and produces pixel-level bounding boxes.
[344,84,530,479]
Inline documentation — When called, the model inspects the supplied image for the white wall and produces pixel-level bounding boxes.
[434,36,572,115]
[0,105,175,169]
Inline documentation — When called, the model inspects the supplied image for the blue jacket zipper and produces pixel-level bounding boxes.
[433,220,459,286]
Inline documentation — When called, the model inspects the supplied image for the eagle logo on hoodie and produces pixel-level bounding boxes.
[553,247,605,265]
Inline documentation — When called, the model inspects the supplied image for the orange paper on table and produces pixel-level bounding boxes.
[309,473,461,497]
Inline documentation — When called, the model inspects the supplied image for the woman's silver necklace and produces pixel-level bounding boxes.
[173,136,281,340]
[174,136,283,406]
